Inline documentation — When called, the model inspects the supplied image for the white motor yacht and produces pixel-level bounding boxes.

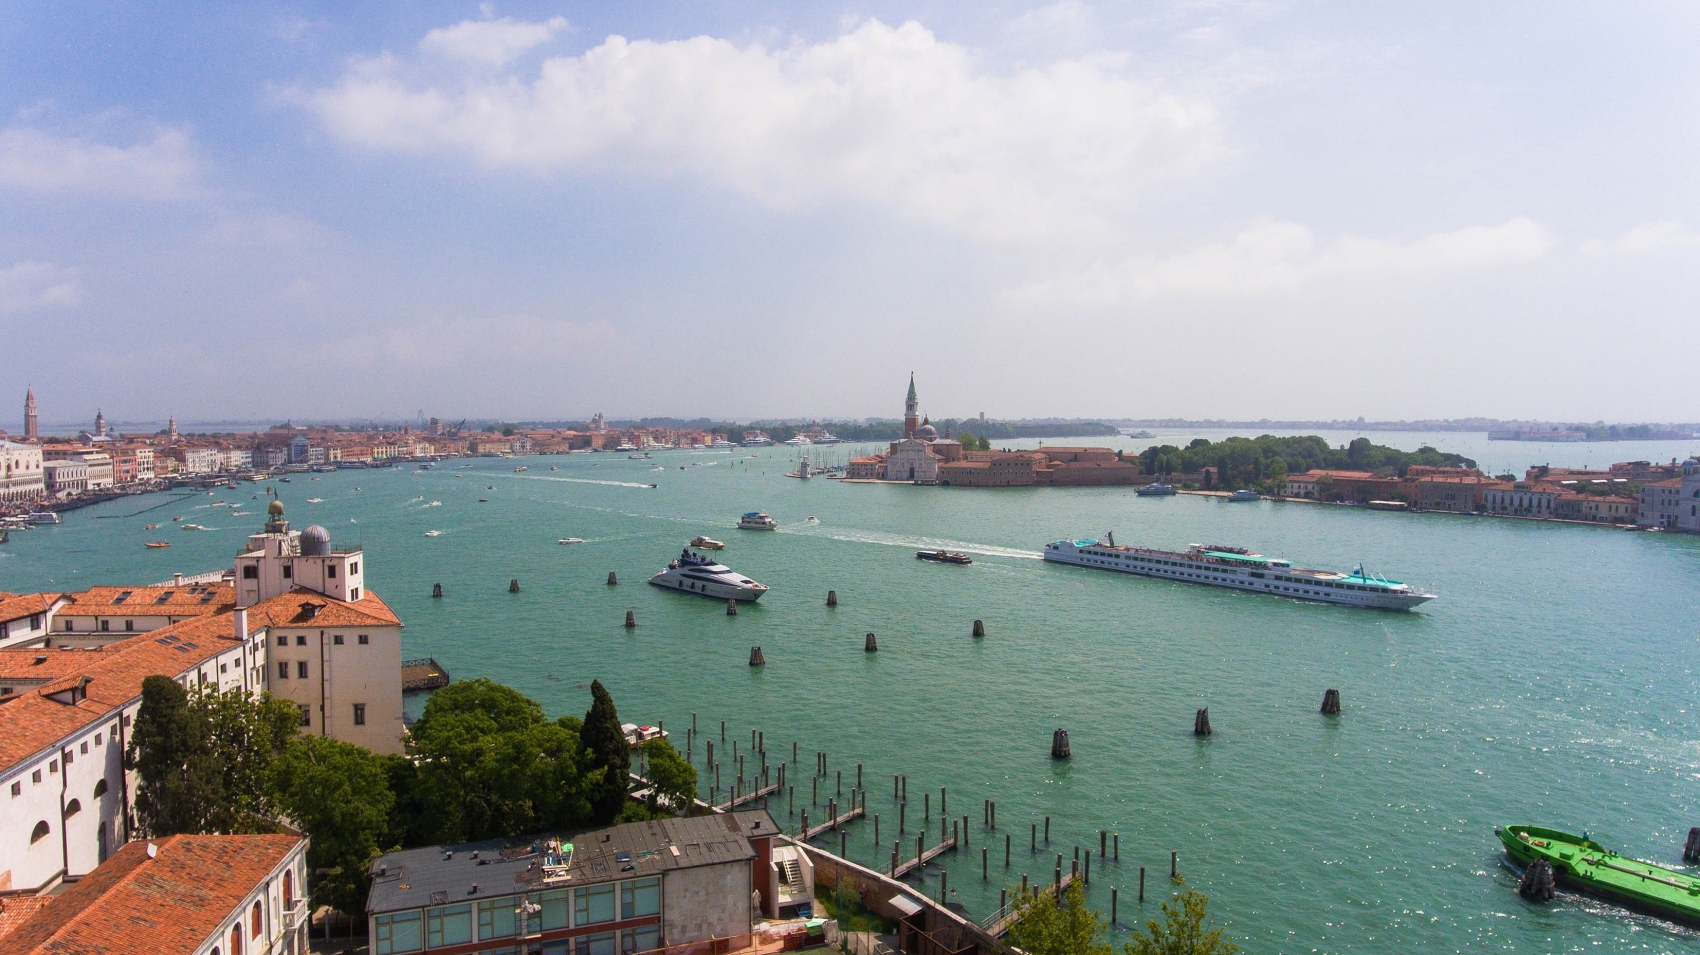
[649,550,769,601]
[783,435,813,447]
[738,512,778,530]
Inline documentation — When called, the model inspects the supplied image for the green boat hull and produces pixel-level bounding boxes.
[1498,825,1700,928]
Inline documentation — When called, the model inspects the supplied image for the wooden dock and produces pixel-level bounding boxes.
[892,835,959,879]
[400,657,450,692]
[714,782,780,813]
[980,871,1079,937]
[800,806,865,841]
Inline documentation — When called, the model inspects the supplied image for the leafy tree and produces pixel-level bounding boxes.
[1315,473,1335,500]
[582,680,631,824]
[128,680,297,836]
[1123,888,1239,955]
[199,688,299,834]
[641,738,698,815]
[128,676,220,836]
[1008,881,1112,955]
[271,735,395,915]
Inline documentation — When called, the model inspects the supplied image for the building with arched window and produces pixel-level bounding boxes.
[0,834,307,954]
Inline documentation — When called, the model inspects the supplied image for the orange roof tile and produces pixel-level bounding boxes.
[0,647,118,682]
[0,834,303,955]
[58,584,234,616]
[245,588,401,629]
[0,898,53,942]
[0,614,243,774]
[0,594,57,624]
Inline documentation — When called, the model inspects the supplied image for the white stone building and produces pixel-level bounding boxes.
[0,439,44,502]
[41,460,88,498]
[884,438,940,482]
[1484,482,1560,518]
[1679,457,1700,532]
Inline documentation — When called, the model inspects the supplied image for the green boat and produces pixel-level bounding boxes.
[1498,825,1700,927]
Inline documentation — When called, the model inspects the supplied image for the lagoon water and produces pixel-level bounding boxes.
[6,430,1700,953]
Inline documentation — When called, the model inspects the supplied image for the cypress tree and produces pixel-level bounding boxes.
[582,680,630,824]
[127,675,219,836]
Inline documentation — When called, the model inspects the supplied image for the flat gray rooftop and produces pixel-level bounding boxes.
[368,809,776,914]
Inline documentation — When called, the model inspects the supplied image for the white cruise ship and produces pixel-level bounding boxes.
[649,550,769,601]
[1044,533,1434,610]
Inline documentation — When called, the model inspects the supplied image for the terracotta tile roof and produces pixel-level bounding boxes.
[0,594,57,624]
[245,588,401,629]
[0,614,243,775]
[0,833,303,955]
[0,647,117,682]
[1294,470,1378,481]
[0,898,52,942]
[58,584,234,616]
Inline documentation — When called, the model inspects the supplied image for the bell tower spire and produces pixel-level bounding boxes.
[904,373,919,440]
[23,386,38,440]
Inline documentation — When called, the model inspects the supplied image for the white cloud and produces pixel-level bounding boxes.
[297,19,1225,239]
[1010,216,1557,305]
[0,261,83,312]
[0,127,201,199]
[419,16,569,66]
[1581,221,1700,256]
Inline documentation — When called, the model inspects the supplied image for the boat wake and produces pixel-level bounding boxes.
[516,475,656,490]
[799,526,1042,560]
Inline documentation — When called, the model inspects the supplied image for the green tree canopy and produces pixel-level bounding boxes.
[271,735,395,915]
[582,680,631,825]
[1135,434,1475,491]
[641,738,698,815]
[1008,881,1112,955]
[1124,888,1239,955]
[128,678,297,837]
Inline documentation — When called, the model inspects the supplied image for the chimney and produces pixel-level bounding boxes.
[173,573,183,586]
[234,607,248,643]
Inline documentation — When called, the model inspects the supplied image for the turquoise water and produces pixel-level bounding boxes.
[6,440,1700,953]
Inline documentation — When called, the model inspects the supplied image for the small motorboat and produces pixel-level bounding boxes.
[1137,482,1177,497]
[171,516,182,521]
[180,524,205,531]
[479,498,489,502]
[145,523,158,530]
[1227,489,1261,502]
[515,466,528,472]
[690,536,725,550]
[279,478,291,483]
[550,466,558,471]
[307,497,324,503]
[647,484,658,488]
[428,501,441,507]
[916,550,972,565]
[558,537,585,544]
[424,530,441,537]
[144,541,171,548]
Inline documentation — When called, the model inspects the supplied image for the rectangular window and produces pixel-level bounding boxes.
[50,760,58,773]
[375,911,423,954]
[80,741,88,755]
[621,927,660,954]
[242,565,258,579]
[298,705,311,727]
[575,933,617,955]
[539,888,570,930]
[350,561,359,574]
[278,662,289,679]
[282,565,292,580]
[9,781,18,796]
[477,897,518,940]
[327,565,337,578]
[32,770,41,784]
[124,620,133,631]
[575,884,615,926]
[296,635,307,645]
[298,661,309,678]
[427,904,473,948]
[359,634,369,645]
[277,635,287,647]
[353,704,366,726]
[621,878,660,919]
[95,733,102,746]
[29,614,40,630]
[333,634,344,645]
[99,620,109,632]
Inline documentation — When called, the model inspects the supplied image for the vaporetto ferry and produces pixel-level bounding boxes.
[1044,533,1435,610]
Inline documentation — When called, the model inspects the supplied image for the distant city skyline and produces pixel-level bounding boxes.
[2,3,1697,421]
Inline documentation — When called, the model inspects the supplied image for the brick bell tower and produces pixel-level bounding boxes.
[904,373,919,440]
[23,385,37,440]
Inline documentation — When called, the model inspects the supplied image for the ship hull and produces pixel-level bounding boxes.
[1499,825,1700,928]
[1043,540,1432,610]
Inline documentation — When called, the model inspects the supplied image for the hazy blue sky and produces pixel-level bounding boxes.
[3,2,1697,425]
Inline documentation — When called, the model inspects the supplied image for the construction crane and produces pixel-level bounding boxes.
[444,419,468,436]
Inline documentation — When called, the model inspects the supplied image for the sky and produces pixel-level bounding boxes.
[2,1,1698,427]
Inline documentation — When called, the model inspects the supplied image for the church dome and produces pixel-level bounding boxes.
[915,423,939,441]
[300,525,331,557]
